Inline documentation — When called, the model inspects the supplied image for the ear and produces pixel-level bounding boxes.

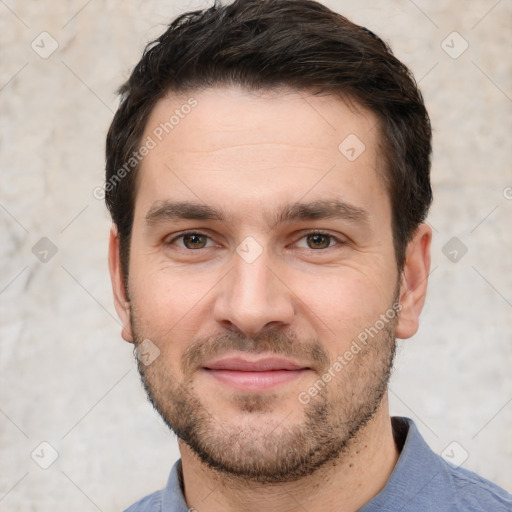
[395,223,432,339]
[108,225,133,343]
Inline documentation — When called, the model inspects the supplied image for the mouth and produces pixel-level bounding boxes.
[201,356,311,392]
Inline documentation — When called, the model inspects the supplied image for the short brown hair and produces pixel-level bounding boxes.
[105,0,432,279]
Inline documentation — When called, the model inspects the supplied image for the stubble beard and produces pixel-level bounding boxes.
[133,305,397,484]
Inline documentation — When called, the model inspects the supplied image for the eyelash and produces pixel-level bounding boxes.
[167,230,345,250]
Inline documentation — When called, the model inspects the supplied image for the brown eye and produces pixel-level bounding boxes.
[182,233,208,249]
[306,233,332,249]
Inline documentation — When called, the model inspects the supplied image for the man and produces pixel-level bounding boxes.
[105,1,512,510]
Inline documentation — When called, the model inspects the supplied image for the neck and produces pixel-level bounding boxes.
[180,397,399,512]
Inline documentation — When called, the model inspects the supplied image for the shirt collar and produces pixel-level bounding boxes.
[359,416,450,511]
[162,458,189,512]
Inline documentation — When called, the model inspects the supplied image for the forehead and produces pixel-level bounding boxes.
[134,85,389,224]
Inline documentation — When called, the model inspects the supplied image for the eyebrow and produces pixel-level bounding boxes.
[275,199,369,226]
[144,199,369,227]
[145,201,225,225]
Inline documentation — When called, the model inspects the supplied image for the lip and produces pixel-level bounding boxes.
[204,356,307,372]
[201,356,310,392]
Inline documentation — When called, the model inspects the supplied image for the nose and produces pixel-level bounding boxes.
[213,250,295,338]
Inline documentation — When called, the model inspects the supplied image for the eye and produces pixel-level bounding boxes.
[171,232,215,250]
[295,232,340,250]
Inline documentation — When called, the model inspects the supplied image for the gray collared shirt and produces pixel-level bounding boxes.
[123,417,512,511]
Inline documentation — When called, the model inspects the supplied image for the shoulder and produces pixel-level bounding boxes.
[122,459,187,512]
[123,490,163,512]
[448,464,512,511]
[372,417,512,512]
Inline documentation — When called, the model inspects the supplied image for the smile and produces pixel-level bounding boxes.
[201,356,311,392]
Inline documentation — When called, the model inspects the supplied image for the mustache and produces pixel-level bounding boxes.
[181,330,330,376]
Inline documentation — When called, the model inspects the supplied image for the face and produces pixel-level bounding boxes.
[110,86,429,482]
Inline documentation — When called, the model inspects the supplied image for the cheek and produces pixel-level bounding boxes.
[289,267,394,351]
[128,261,222,352]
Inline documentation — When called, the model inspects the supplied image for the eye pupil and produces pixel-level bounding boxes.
[307,234,330,249]
[183,233,206,249]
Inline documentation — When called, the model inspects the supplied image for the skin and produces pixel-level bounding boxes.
[109,85,432,512]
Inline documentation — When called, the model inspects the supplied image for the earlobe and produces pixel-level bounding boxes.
[108,225,134,343]
[395,223,432,340]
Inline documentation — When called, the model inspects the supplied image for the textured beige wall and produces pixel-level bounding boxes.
[1,1,511,510]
